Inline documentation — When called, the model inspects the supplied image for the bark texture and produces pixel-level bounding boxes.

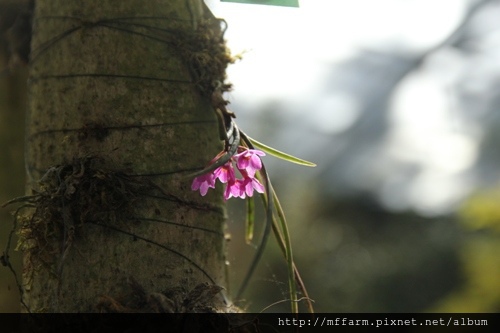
[24,0,229,312]
[0,63,27,314]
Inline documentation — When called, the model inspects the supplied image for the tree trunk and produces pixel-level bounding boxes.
[24,0,229,312]
[0,59,27,314]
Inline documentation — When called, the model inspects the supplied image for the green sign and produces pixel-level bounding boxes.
[221,0,299,8]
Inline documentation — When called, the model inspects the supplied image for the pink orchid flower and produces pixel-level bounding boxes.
[191,172,216,196]
[191,147,266,199]
[214,161,236,184]
[235,149,266,178]
[241,176,265,197]
[224,179,246,200]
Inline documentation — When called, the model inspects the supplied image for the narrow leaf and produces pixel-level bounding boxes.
[245,196,255,244]
[271,188,314,313]
[221,0,299,8]
[270,187,298,313]
[248,136,316,167]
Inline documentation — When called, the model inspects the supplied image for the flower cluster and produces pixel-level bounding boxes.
[191,148,266,200]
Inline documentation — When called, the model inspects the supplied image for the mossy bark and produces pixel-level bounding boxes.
[0,65,27,314]
[25,0,229,312]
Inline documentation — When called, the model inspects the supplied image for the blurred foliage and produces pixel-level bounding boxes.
[430,189,500,312]
[231,176,463,313]
[460,191,500,233]
[234,176,499,313]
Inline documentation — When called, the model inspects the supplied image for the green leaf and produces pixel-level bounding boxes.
[221,0,299,8]
[248,136,316,167]
[245,196,255,244]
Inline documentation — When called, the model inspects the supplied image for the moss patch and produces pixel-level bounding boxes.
[175,19,236,100]
[96,278,226,313]
[2,156,156,277]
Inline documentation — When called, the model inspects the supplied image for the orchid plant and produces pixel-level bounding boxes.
[189,112,316,313]
[192,147,265,200]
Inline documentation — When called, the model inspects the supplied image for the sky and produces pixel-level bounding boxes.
[208,0,468,97]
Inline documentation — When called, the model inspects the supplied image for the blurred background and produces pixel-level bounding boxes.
[1,0,500,312]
